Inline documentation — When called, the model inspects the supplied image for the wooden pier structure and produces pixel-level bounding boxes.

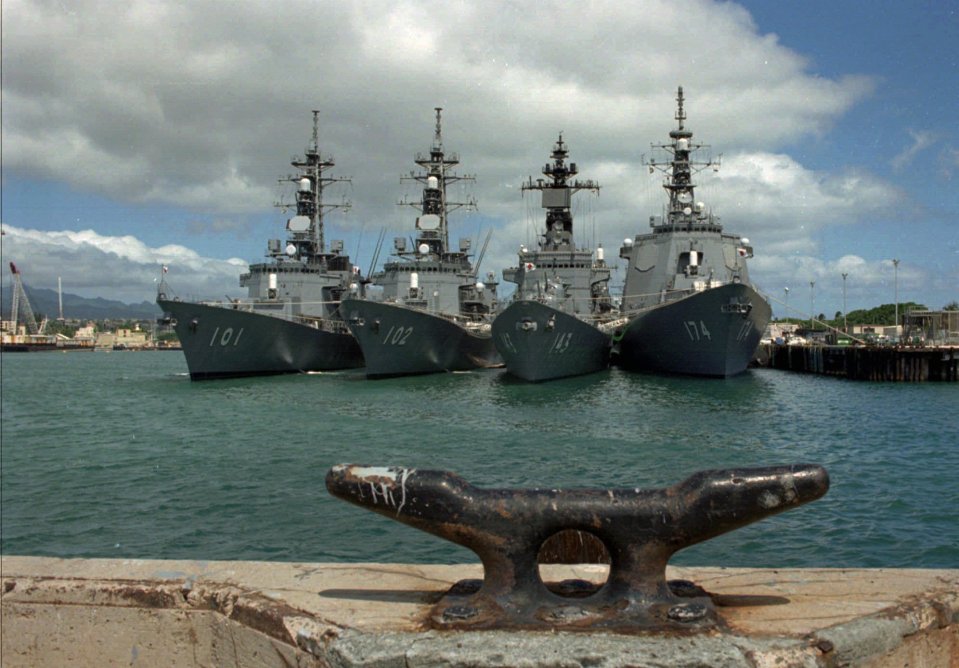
[758,344,958,382]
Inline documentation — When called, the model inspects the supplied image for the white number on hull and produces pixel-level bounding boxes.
[208,327,245,347]
[382,325,413,346]
[736,320,753,342]
[683,321,712,342]
[550,332,573,354]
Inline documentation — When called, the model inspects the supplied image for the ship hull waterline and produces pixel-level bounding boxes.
[158,299,363,380]
[343,299,501,379]
[614,283,771,378]
[492,300,612,382]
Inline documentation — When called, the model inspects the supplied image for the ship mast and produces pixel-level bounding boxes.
[643,86,720,230]
[521,134,599,251]
[400,107,475,257]
[278,110,351,262]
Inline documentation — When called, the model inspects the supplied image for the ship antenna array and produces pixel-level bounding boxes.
[366,227,387,279]
[399,107,477,252]
[473,228,493,277]
[276,110,351,257]
[675,86,686,130]
[432,106,443,152]
[521,132,600,196]
[642,86,720,179]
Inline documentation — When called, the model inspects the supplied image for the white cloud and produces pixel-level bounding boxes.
[940,147,959,180]
[891,129,936,171]
[0,225,244,303]
[706,151,905,251]
[3,0,875,224]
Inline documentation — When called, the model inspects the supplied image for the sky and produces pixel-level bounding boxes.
[1,0,956,319]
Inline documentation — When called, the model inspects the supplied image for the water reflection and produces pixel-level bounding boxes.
[610,367,775,411]
[489,367,615,407]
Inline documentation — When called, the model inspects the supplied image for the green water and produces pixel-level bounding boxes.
[1,350,956,567]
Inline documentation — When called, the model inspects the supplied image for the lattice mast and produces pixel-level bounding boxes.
[399,107,476,255]
[643,86,721,229]
[521,133,600,250]
[276,110,351,260]
[9,262,40,335]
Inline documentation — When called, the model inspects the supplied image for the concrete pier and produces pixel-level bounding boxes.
[759,344,959,381]
[2,556,957,667]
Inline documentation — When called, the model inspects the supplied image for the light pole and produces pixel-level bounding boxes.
[893,259,900,335]
[784,287,790,322]
[842,272,848,333]
[809,281,815,331]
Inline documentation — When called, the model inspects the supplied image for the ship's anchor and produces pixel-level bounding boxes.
[326,463,829,632]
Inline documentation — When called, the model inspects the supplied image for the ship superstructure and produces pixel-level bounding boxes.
[615,87,771,377]
[492,135,615,381]
[343,108,500,378]
[157,111,363,379]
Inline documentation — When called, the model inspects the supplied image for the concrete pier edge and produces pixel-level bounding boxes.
[2,556,957,667]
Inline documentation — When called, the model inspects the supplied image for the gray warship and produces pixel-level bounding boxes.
[615,87,771,377]
[342,108,500,378]
[492,135,616,381]
[157,111,363,380]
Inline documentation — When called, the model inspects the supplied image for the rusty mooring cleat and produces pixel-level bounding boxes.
[325,464,829,632]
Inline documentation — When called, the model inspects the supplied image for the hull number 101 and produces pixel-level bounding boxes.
[209,326,244,347]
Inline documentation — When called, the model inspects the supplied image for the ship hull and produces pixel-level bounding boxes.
[492,301,611,382]
[158,299,362,380]
[615,283,771,377]
[343,299,501,378]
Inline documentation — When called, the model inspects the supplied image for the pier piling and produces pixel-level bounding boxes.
[760,344,958,381]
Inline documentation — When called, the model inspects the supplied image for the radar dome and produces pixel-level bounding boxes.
[285,243,297,256]
[418,243,430,255]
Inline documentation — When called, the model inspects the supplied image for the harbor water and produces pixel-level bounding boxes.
[1,351,956,568]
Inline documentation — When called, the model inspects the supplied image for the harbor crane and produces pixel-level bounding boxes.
[9,262,46,335]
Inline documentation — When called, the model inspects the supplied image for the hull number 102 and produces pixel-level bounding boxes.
[383,325,413,346]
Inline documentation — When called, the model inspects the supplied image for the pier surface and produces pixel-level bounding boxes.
[2,556,957,667]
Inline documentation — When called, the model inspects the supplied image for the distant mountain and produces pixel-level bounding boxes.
[1,285,161,321]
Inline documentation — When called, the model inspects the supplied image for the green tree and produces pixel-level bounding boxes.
[845,302,927,326]
[44,321,78,337]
